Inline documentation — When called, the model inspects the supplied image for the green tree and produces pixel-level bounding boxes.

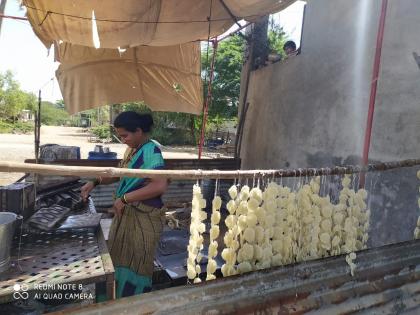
[202,35,245,120]
[0,70,37,122]
[40,101,70,125]
[200,24,285,136]
[268,18,287,57]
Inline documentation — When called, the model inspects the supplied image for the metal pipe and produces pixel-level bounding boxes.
[216,22,251,42]
[0,13,28,21]
[35,90,41,164]
[361,0,388,184]
[198,40,218,159]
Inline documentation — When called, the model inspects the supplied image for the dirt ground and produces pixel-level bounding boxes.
[0,126,228,186]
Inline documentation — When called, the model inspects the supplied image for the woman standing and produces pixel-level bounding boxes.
[81,111,168,298]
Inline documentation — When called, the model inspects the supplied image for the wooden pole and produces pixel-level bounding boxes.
[0,0,7,36]
[0,159,419,180]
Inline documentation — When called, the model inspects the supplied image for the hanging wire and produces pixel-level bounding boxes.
[214,178,219,198]
[23,4,262,25]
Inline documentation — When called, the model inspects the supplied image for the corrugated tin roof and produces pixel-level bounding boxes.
[59,239,420,314]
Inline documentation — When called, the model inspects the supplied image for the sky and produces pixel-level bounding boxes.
[0,1,305,103]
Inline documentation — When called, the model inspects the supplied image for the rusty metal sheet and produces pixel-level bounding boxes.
[54,240,420,315]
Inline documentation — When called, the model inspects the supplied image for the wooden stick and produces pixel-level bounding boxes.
[0,159,419,180]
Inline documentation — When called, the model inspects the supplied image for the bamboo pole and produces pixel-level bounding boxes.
[0,159,419,180]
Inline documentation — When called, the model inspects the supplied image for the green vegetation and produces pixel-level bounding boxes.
[40,101,70,125]
[0,70,37,133]
[268,18,287,57]
[0,120,33,134]
[91,125,111,139]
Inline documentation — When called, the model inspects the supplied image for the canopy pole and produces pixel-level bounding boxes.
[1,158,420,180]
[361,0,388,186]
[35,90,41,164]
[198,39,218,159]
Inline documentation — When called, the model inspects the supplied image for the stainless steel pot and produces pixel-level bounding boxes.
[0,212,20,273]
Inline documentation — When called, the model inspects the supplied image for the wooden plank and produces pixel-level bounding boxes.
[96,228,115,300]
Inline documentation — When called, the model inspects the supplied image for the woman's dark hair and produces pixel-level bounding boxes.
[114,111,154,133]
[283,40,297,51]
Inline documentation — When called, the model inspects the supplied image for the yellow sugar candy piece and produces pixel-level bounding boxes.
[243,227,255,243]
[320,232,330,244]
[212,196,222,209]
[333,212,344,225]
[221,264,229,277]
[187,269,196,280]
[225,215,237,229]
[241,243,254,261]
[228,185,238,199]
[206,274,216,281]
[246,213,258,228]
[210,226,220,240]
[253,244,263,260]
[206,258,217,275]
[272,240,283,254]
[321,219,332,232]
[272,254,283,266]
[211,211,221,225]
[221,248,233,262]
[240,185,250,200]
[197,223,206,233]
[414,227,420,239]
[237,261,253,274]
[255,226,265,244]
[226,200,236,214]
[255,207,266,224]
[193,184,201,195]
[199,199,206,209]
[208,241,218,258]
[342,175,351,187]
[199,210,207,221]
[231,240,240,251]
[332,235,341,247]
[321,205,333,218]
[247,198,259,211]
[250,187,263,202]
[265,199,277,213]
[238,214,248,231]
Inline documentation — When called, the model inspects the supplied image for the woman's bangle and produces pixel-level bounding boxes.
[92,177,102,186]
[121,194,129,204]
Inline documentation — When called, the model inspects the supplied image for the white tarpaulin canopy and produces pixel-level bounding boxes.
[23,0,295,114]
[55,42,202,115]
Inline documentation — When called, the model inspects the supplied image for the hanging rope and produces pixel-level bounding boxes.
[23,3,264,25]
